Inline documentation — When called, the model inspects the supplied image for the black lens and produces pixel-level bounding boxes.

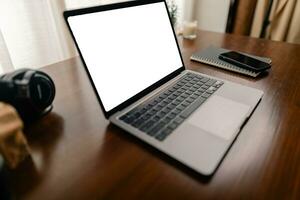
[30,75,54,110]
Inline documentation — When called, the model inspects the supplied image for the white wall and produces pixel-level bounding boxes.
[175,0,231,33]
[195,0,230,33]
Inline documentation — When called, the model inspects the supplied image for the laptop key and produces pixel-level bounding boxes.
[190,80,197,85]
[186,97,194,103]
[156,96,164,103]
[174,85,180,89]
[127,106,141,115]
[182,101,190,107]
[198,88,206,93]
[169,87,176,92]
[194,91,202,96]
[153,106,160,112]
[213,81,224,88]
[202,93,211,98]
[155,128,173,141]
[186,83,192,87]
[124,116,135,124]
[144,104,152,110]
[182,85,189,90]
[174,91,181,96]
[189,87,197,92]
[140,120,156,132]
[200,77,209,83]
[157,111,166,118]
[181,93,189,98]
[165,90,172,95]
[193,84,201,89]
[180,81,187,86]
[162,117,172,124]
[176,96,185,102]
[191,94,199,99]
[142,113,152,120]
[152,115,160,122]
[140,108,147,114]
[148,109,156,115]
[195,83,203,88]
[176,105,185,111]
[193,76,201,81]
[201,85,209,90]
[156,104,164,109]
[132,118,145,128]
[120,114,128,121]
[178,88,185,93]
[160,93,168,99]
[173,100,180,105]
[206,88,215,94]
[148,122,166,136]
[184,77,192,81]
[167,98,174,103]
[168,122,178,130]
[149,100,158,107]
[205,79,216,86]
[187,73,196,77]
[167,112,176,119]
[172,109,181,115]
[169,94,176,100]
[185,90,193,95]
[159,101,168,107]
[174,116,184,124]
[162,107,171,113]
[166,104,174,110]
[180,97,206,118]
[168,103,177,110]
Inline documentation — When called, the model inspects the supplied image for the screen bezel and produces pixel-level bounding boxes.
[63,0,185,119]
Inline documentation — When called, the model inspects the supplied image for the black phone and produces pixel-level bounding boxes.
[219,51,271,72]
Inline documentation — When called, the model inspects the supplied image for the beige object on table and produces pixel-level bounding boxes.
[182,20,198,40]
[0,102,30,169]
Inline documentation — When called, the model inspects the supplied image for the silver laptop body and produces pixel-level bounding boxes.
[64,0,263,175]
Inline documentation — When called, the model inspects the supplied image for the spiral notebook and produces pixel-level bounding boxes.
[190,46,272,77]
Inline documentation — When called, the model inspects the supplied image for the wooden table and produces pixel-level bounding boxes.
[7,30,300,199]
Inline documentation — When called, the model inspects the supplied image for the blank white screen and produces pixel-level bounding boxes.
[68,2,183,111]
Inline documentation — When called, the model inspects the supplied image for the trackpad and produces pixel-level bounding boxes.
[187,95,250,140]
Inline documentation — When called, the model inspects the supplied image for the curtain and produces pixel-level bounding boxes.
[182,0,197,22]
[0,29,14,74]
[232,0,258,35]
[0,0,78,75]
[251,0,300,43]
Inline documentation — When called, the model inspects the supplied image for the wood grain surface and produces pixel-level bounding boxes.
[7,30,300,200]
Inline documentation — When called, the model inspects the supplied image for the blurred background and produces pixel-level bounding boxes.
[0,0,299,75]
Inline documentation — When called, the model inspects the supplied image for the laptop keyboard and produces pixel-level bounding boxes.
[119,73,224,141]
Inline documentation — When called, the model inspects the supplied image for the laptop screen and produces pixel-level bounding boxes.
[67,1,183,112]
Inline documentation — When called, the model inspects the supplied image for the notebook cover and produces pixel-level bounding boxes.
[190,46,272,77]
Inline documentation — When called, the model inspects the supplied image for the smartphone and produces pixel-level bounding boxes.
[219,51,271,72]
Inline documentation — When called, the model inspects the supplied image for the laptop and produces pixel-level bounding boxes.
[64,0,263,175]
